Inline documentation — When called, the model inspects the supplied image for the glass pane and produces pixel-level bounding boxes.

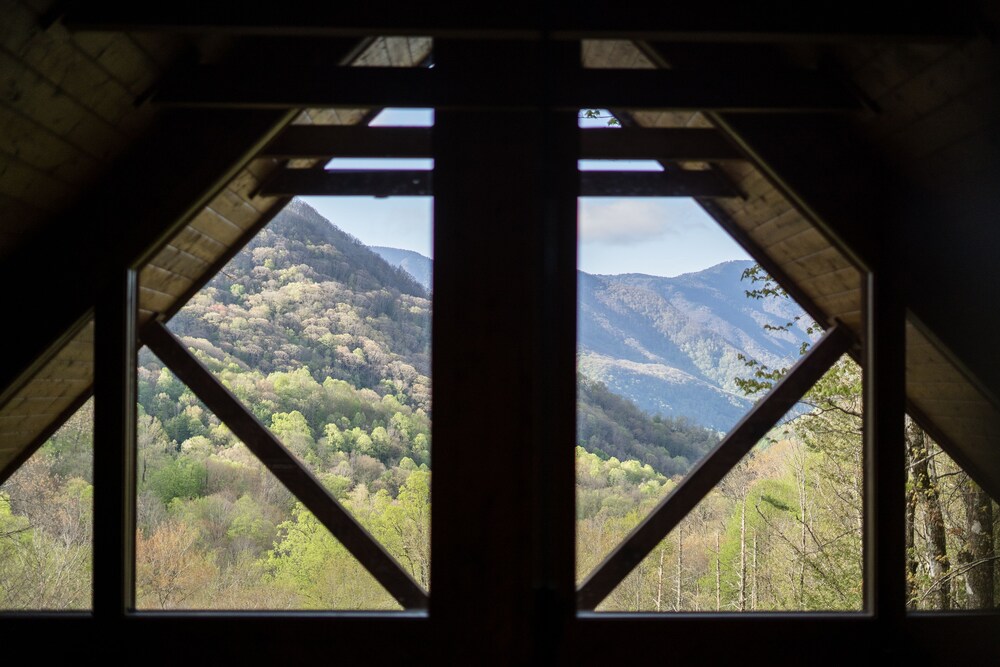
[905,322,999,611]
[905,422,999,611]
[135,356,420,610]
[139,184,433,608]
[594,355,863,612]
[0,399,93,610]
[577,180,819,575]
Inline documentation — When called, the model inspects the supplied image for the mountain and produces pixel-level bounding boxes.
[162,200,717,477]
[369,240,813,432]
[370,246,433,290]
[578,261,812,431]
[168,199,433,409]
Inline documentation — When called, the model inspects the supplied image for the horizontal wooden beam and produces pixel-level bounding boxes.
[572,69,863,113]
[263,126,432,159]
[579,170,740,197]
[259,168,739,198]
[582,127,743,161]
[262,126,744,161]
[261,170,432,197]
[61,3,976,41]
[153,65,863,112]
[576,323,853,610]
[141,320,429,610]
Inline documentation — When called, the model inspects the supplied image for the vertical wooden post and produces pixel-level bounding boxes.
[431,38,576,662]
[530,38,579,662]
[93,269,137,617]
[864,267,906,643]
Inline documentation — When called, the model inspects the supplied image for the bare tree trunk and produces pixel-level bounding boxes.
[959,481,995,609]
[634,566,641,611]
[655,544,664,612]
[739,495,747,611]
[751,531,758,611]
[675,525,683,611]
[798,459,807,609]
[715,530,721,612]
[908,424,951,609]
[905,456,919,606]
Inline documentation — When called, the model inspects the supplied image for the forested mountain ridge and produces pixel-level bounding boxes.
[578,260,812,431]
[370,246,432,291]
[165,199,716,477]
[370,240,813,432]
[169,199,432,411]
[578,375,717,477]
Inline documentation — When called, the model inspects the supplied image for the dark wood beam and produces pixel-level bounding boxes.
[263,126,433,159]
[582,127,743,161]
[153,64,863,112]
[430,38,581,662]
[576,323,852,610]
[260,168,738,198]
[580,170,740,197]
[570,69,864,113]
[61,3,976,41]
[141,320,429,610]
[93,269,138,617]
[261,125,744,161]
[864,271,907,633]
[261,170,432,197]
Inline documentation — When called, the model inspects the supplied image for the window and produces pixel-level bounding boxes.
[4,26,995,665]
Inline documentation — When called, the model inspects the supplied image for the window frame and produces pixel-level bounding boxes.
[6,34,983,665]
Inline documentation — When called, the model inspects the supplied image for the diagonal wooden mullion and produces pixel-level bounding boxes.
[141,320,429,610]
[577,323,852,610]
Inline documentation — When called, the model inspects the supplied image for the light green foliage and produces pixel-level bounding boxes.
[269,410,315,457]
[0,413,94,610]
[265,504,400,610]
[148,457,207,505]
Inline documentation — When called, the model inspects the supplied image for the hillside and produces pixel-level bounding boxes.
[161,200,714,477]
[578,261,812,430]
[169,199,432,410]
[370,241,813,431]
[370,246,433,291]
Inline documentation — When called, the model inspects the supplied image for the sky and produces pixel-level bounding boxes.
[301,109,750,278]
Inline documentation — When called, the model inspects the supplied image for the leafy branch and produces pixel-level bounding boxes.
[734,265,821,399]
[580,109,621,127]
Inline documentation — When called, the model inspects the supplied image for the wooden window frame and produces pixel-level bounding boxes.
[3,35,993,665]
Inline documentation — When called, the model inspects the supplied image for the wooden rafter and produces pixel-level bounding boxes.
[261,126,744,161]
[141,320,429,610]
[258,168,740,198]
[579,170,741,197]
[576,323,853,610]
[263,126,432,159]
[61,3,975,41]
[151,65,863,112]
[261,170,431,197]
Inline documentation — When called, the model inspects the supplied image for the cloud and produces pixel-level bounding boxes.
[578,199,703,245]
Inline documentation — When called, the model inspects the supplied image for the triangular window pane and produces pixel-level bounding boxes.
[577,184,821,579]
[0,399,93,610]
[905,422,998,611]
[590,355,863,612]
[136,351,427,609]
[135,192,432,609]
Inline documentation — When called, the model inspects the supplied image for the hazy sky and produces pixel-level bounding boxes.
[301,109,750,277]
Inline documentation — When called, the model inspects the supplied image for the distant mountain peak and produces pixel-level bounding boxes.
[578,259,812,431]
[370,246,433,291]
